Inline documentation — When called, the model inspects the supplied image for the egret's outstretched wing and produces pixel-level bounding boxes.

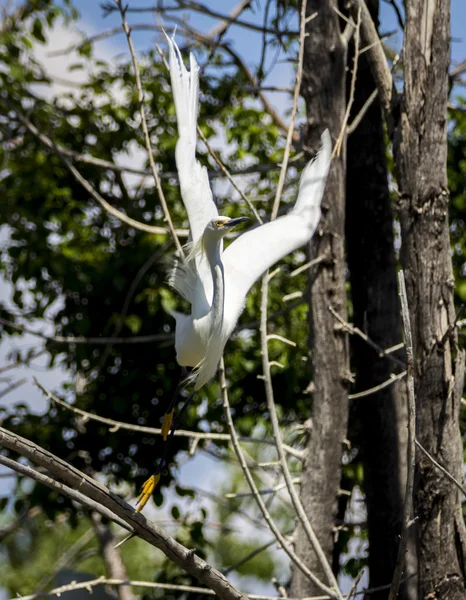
[166,35,218,244]
[222,130,332,328]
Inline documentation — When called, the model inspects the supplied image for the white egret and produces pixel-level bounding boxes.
[136,36,331,511]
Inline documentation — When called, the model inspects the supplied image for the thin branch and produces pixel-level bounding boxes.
[289,254,328,278]
[347,89,378,135]
[223,535,281,576]
[34,378,302,459]
[328,306,405,369]
[0,378,26,399]
[349,0,396,123]
[348,371,406,399]
[415,439,466,499]
[198,128,263,224]
[7,576,334,600]
[115,1,183,255]
[101,1,297,37]
[388,271,416,600]
[0,348,48,375]
[48,25,166,58]
[205,0,253,39]
[0,427,248,600]
[382,0,404,29]
[334,9,361,157]
[258,6,343,595]
[219,360,338,598]
[172,20,296,140]
[12,109,180,237]
[0,317,172,345]
[270,1,307,221]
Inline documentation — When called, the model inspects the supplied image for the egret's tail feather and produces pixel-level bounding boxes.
[165,33,199,149]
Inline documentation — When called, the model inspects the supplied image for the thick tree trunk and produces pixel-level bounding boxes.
[345,2,414,597]
[290,1,349,595]
[394,0,466,597]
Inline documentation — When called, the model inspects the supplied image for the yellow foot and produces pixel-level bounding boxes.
[161,409,175,441]
[135,473,160,513]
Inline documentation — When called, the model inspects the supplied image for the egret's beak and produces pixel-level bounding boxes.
[226,217,249,228]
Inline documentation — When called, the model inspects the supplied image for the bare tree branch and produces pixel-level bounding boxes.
[9,108,182,237]
[219,360,339,599]
[415,440,466,499]
[388,271,416,600]
[349,0,397,126]
[34,378,303,459]
[0,426,248,600]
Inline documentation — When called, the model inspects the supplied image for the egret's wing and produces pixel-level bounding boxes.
[222,130,331,328]
[166,35,218,244]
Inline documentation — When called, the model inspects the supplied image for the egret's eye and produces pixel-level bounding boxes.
[215,220,226,228]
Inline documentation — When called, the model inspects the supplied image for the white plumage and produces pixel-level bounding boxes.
[165,36,332,391]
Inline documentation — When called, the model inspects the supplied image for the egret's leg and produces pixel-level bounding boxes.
[161,367,188,441]
[135,370,194,513]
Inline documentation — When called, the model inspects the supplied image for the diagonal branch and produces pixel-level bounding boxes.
[259,3,343,598]
[0,426,248,600]
[35,378,303,459]
[219,360,339,599]
[388,271,416,600]
[10,108,182,237]
[349,0,397,128]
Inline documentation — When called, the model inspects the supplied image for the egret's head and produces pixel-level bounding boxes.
[205,216,249,237]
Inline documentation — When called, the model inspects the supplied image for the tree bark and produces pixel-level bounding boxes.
[394,1,466,596]
[344,1,414,597]
[92,512,136,600]
[291,1,350,595]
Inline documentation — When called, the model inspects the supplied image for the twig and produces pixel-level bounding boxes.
[198,128,263,224]
[34,378,302,459]
[347,89,378,135]
[289,255,328,278]
[383,0,404,29]
[348,371,406,399]
[0,427,249,600]
[346,569,365,600]
[0,348,48,375]
[258,5,343,596]
[349,0,396,124]
[415,439,466,499]
[12,109,179,238]
[334,8,361,157]
[7,575,334,600]
[270,0,307,221]
[328,306,405,369]
[173,20,295,140]
[0,378,26,399]
[219,360,338,598]
[115,0,183,255]
[205,0,253,39]
[388,271,416,600]
[0,317,172,345]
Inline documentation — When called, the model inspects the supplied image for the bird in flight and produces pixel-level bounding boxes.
[135,36,332,512]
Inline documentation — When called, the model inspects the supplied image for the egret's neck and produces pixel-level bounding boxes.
[203,236,224,327]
